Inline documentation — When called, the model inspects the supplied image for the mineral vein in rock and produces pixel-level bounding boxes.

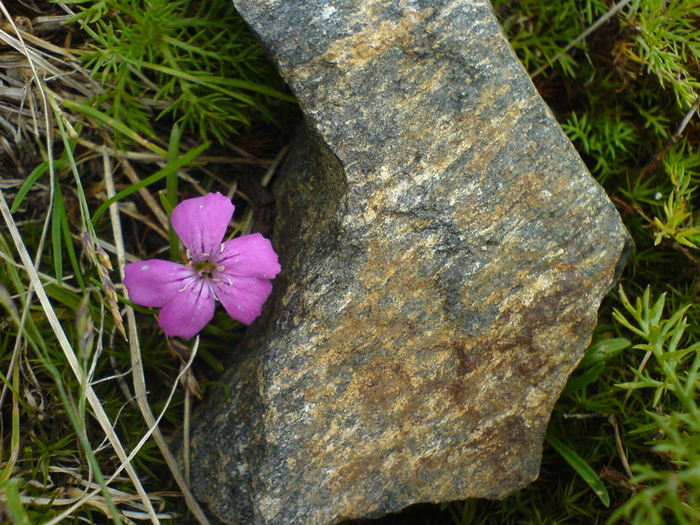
[188,1,631,524]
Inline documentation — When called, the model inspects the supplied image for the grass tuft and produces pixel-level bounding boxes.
[61,0,295,143]
[0,0,295,522]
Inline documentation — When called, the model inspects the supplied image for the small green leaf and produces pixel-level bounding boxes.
[44,283,82,310]
[547,433,610,507]
[579,337,631,368]
[10,162,49,212]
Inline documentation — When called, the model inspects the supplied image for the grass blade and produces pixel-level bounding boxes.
[91,141,209,224]
[547,432,610,507]
[1,478,31,525]
[10,161,49,213]
[59,97,168,157]
[51,184,64,282]
[166,124,181,259]
[0,190,158,523]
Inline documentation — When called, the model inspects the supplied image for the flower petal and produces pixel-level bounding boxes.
[214,277,273,325]
[123,259,194,308]
[158,279,216,338]
[215,233,282,279]
[171,192,234,262]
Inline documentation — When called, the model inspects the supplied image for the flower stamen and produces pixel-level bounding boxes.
[178,275,199,292]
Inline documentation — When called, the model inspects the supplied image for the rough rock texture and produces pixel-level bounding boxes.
[188,1,631,523]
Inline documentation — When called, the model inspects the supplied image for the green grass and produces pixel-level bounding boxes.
[0,0,293,522]
[1,0,699,523]
[61,0,294,143]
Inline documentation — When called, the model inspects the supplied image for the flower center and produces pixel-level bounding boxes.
[193,260,217,277]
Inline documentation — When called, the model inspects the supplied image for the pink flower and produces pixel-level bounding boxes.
[123,192,281,339]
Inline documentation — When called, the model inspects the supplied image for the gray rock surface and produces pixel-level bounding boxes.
[188,1,631,523]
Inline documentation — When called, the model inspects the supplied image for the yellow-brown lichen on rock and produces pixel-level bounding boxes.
[188,1,631,524]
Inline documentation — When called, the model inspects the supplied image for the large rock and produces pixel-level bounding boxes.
[188,1,631,523]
